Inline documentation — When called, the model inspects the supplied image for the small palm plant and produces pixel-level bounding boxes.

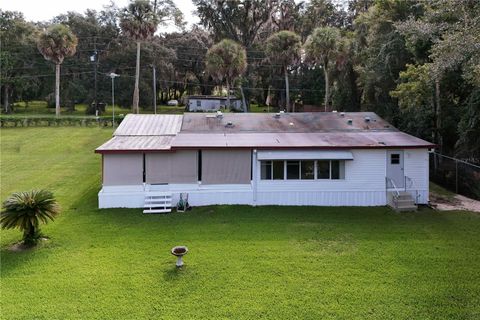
[1,190,60,247]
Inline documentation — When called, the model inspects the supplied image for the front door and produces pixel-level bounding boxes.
[386,150,404,188]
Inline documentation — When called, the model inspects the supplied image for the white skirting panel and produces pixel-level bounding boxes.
[98,185,389,208]
[174,191,253,206]
[256,191,386,206]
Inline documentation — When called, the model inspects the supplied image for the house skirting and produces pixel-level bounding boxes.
[97,184,428,208]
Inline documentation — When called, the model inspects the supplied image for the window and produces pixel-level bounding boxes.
[260,161,272,180]
[286,161,300,179]
[301,161,315,179]
[317,160,330,179]
[331,160,342,179]
[391,154,400,164]
[272,161,284,180]
[196,100,201,107]
[260,159,345,180]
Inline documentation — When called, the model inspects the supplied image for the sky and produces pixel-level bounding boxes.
[1,0,199,32]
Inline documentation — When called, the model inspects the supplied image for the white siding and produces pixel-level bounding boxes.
[255,149,387,206]
[99,148,431,208]
[404,148,429,204]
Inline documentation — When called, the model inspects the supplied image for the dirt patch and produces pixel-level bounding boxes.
[430,193,480,212]
[6,237,49,252]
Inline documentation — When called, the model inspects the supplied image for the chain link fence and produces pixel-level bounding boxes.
[430,152,480,200]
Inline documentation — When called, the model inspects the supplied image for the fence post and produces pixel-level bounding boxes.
[455,160,458,194]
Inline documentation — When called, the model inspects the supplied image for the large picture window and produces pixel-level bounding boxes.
[260,160,345,180]
[286,161,300,179]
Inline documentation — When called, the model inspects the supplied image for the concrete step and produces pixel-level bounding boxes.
[396,199,415,206]
[394,205,417,212]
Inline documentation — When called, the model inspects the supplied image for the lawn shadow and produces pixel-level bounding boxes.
[163,265,190,282]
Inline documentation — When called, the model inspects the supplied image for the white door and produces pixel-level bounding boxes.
[386,150,404,188]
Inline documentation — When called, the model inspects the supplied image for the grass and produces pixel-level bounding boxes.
[430,181,457,201]
[1,127,480,320]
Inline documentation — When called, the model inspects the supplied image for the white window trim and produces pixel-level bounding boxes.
[260,160,345,181]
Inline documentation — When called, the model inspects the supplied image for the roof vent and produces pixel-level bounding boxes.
[340,112,345,117]
[289,122,294,126]
[347,119,353,125]
[332,110,337,113]
[364,116,371,122]
[225,121,234,128]
[216,111,223,118]
[274,112,281,118]
[280,110,285,114]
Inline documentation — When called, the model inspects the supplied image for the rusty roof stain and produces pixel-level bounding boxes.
[95,112,435,153]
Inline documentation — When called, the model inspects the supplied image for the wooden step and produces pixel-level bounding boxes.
[143,208,171,214]
[143,192,172,214]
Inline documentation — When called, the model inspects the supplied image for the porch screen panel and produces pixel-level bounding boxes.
[104,154,143,186]
[169,151,197,183]
[145,153,171,184]
[202,150,251,184]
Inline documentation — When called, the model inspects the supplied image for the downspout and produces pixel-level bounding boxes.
[252,149,258,205]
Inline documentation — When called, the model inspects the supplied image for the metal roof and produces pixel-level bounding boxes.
[171,131,434,149]
[114,114,182,136]
[187,95,240,100]
[95,112,435,153]
[180,112,393,133]
[96,136,174,152]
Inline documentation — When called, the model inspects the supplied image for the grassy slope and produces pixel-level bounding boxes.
[1,128,480,320]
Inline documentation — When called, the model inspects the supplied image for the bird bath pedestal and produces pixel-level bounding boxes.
[171,246,188,267]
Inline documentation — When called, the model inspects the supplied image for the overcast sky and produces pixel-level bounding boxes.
[1,0,199,32]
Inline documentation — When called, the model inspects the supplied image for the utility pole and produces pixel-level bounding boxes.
[90,37,98,115]
[152,65,157,114]
[109,73,120,128]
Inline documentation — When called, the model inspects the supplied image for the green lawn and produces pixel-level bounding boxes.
[1,128,480,320]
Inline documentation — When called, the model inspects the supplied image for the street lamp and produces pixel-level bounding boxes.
[90,51,98,115]
[108,72,120,127]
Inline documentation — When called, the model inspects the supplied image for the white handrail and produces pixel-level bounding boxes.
[405,176,420,204]
[386,177,400,197]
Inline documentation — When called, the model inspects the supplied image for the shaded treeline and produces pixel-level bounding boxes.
[1,0,479,160]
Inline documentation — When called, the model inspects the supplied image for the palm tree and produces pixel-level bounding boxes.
[265,31,301,112]
[120,0,159,113]
[37,24,78,117]
[304,27,341,111]
[205,39,247,110]
[1,190,61,247]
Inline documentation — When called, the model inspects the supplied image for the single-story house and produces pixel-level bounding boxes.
[95,112,435,212]
[187,95,243,112]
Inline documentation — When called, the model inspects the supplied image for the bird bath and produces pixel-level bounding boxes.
[171,246,188,267]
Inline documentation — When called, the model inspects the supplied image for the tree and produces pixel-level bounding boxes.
[205,39,247,110]
[304,26,341,111]
[37,24,78,117]
[193,0,275,48]
[265,30,301,112]
[120,0,183,113]
[120,0,159,113]
[1,190,60,247]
